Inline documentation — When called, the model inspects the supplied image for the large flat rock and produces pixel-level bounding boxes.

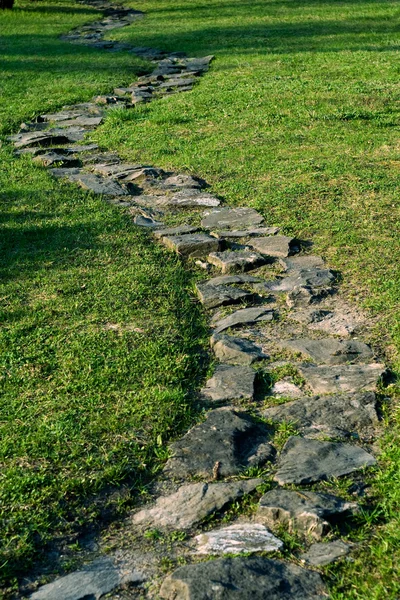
[195,523,283,555]
[289,309,358,337]
[211,334,266,365]
[212,306,275,334]
[262,391,378,438]
[11,128,85,148]
[159,556,326,600]
[29,558,144,600]
[196,282,253,309]
[248,236,297,258]
[132,479,261,530]
[278,338,373,365]
[208,250,267,274]
[279,255,325,272]
[165,408,275,478]
[201,207,264,230]
[205,273,260,286]
[261,269,335,293]
[51,170,129,195]
[159,190,220,207]
[256,488,358,540]
[299,363,385,394]
[200,364,256,403]
[161,233,219,258]
[274,436,376,485]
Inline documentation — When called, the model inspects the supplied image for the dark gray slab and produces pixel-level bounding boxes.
[278,338,373,365]
[153,225,200,238]
[134,215,164,228]
[11,128,85,148]
[165,408,275,478]
[201,207,264,230]
[205,274,260,286]
[201,364,256,403]
[196,282,253,309]
[274,437,376,485]
[299,363,385,394]
[280,255,325,272]
[301,541,351,566]
[212,227,280,239]
[211,334,266,365]
[51,170,128,195]
[161,233,219,258]
[289,309,358,337]
[207,250,267,274]
[159,557,326,600]
[248,236,297,258]
[33,152,81,168]
[261,269,335,293]
[161,174,204,190]
[212,306,275,334]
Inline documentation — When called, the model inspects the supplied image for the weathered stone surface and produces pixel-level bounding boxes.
[290,309,359,337]
[270,378,304,399]
[200,365,256,403]
[133,215,163,228]
[256,488,358,539]
[152,225,199,238]
[10,129,84,148]
[33,152,81,168]
[206,274,260,286]
[201,207,264,230]
[211,334,266,365]
[56,115,103,128]
[29,557,144,600]
[161,233,219,258]
[262,269,335,293]
[165,409,275,478]
[248,236,298,258]
[162,174,204,190]
[132,479,262,530]
[196,282,253,309]
[207,250,267,274]
[212,306,275,334]
[278,338,373,365]
[51,171,128,195]
[301,541,351,566]
[160,190,220,207]
[195,523,283,555]
[262,392,378,437]
[299,363,385,394]
[286,286,324,308]
[280,255,325,272]
[212,227,280,239]
[159,556,326,600]
[274,437,376,485]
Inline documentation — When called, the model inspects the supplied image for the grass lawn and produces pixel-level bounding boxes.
[1,0,400,596]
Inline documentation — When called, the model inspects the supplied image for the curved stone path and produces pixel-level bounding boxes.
[8,1,388,598]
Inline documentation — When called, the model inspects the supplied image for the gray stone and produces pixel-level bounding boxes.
[51,171,128,195]
[262,392,379,437]
[153,225,200,239]
[207,250,267,274]
[301,541,351,566]
[277,338,373,365]
[299,363,385,394]
[210,334,266,365]
[165,409,275,478]
[29,557,144,600]
[248,236,297,258]
[289,309,358,337]
[212,306,275,334]
[32,152,81,168]
[206,274,260,286]
[200,364,256,403]
[256,488,358,540]
[286,286,324,308]
[134,215,163,228]
[280,255,325,272]
[270,378,304,399]
[162,174,204,190]
[132,479,262,530]
[262,269,335,293]
[161,233,219,258]
[212,227,280,239]
[160,190,220,208]
[196,282,253,309]
[159,556,326,600]
[274,436,376,485]
[201,207,264,230]
[56,116,103,128]
[10,129,85,148]
[195,523,283,555]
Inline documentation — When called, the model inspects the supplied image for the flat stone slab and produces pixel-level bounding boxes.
[134,215,163,228]
[201,207,264,230]
[160,191,220,207]
[299,363,385,394]
[301,541,351,566]
[212,306,275,334]
[165,409,275,478]
[256,488,358,539]
[10,129,85,148]
[280,255,325,272]
[161,174,204,190]
[161,233,219,258]
[262,391,379,438]
[207,250,267,274]
[274,436,376,485]
[29,557,144,600]
[270,378,304,399]
[206,274,260,286]
[212,227,280,239]
[248,236,297,258]
[211,334,266,365]
[196,282,253,309]
[51,171,129,195]
[200,364,256,403]
[132,479,262,530]
[278,338,373,365]
[289,309,358,337]
[286,286,325,308]
[153,225,200,238]
[262,269,335,293]
[160,556,326,600]
[195,523,283,555]
[33,152,81,168]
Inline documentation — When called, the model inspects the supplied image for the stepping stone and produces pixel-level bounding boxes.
[200,364,256,403]
[132,479,262,530]
[248,236,298,258]
[260,269,335,293]
[160,190,220,208]
[286,286,325,308]
[165,409,275,478]
[212,227,280,239]
[277,338,373,365]
[280,255,325,272]
[212,306,275,334]
[56,116,103,128]
[51,171,128,195]
[206,274,260,286]
[29,557,144,600]
[196,282,253,309]
[201,207,264,230]
[10,129,84,148]
[210,334,266,365]
[290,309,358,337]
[299,363,385,394]
[269,378,304,399]
[161,233,219,259]
[159,556,326,600]
[153,225,200,238]
[195,523,283,555]
[162,174,205,190]
[207,250,267,273]
[39,110,88,122]
[32,152,81,168]
[274,436,376,485]
[256,488,358,540]
[262,391,379,438]
[301,541,351,566]
[133,215,163,228]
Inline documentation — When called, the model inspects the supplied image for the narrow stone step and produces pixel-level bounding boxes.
[207,250,267,273]
[195,523,283,556]
[276,338,374,365]
[212,306,276,334]
[200,364,257,403]
[196,281,253,309]
[210,333,266,365]
[299,363,385,394]
[160,233,219,258]
[201,207,264,230]
[248,235,298,258]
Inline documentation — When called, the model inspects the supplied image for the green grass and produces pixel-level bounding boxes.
[1,0,400,596]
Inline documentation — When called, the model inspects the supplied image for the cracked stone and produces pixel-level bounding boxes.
[196,282,253,309]
[132,479,262,530]
[161,233,219,258]
[195,523,283,555]
[200,365,256,403]
[165,408,275,478]
[299,363,385,394]
[289,309,359,337]
[159,556,326,600]
[274,436,376,485]
[277,338,373,365]
[212,306,275,334]
[207,250,267,274]
[201,207,264,230]
[210,334,266,365]
[256,488,358,540]
[301,541,351,566]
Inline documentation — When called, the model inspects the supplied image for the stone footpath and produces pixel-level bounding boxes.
[8,1,388,598]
